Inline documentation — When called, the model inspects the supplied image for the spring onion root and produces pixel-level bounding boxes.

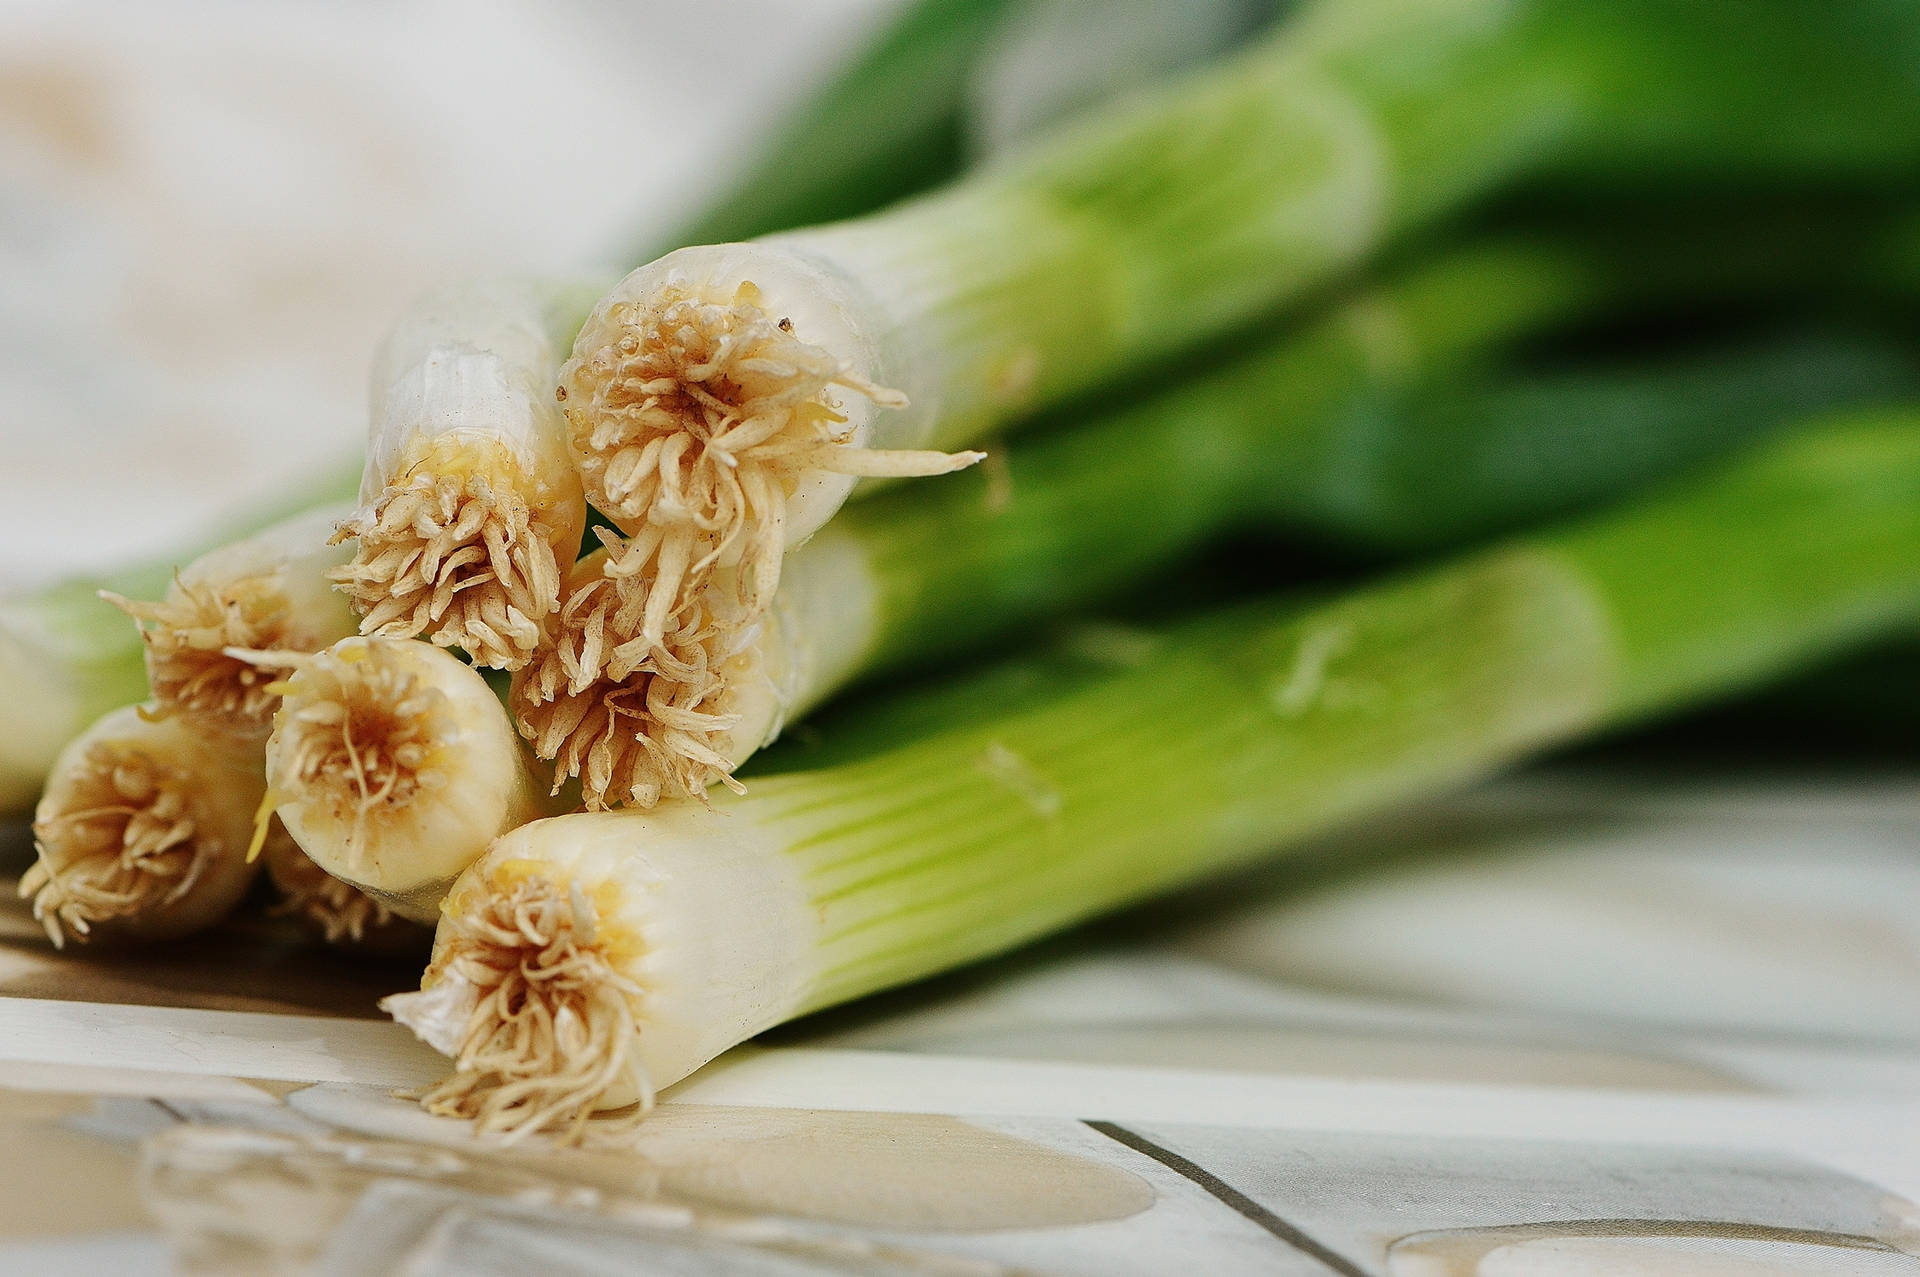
[101,506,357,739]
[332,279,593,670]
[258,824,428,954]
[21,706,266,946]
[560,261,977,655]
[402,866,652,1141]
[263,636,554,921]
[512,541,770,811]
[392,416,1920,1139]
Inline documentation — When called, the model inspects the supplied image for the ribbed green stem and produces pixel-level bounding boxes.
[1563,424,1920,721]
[849,233,1920,669]
[726,416,1920,1012]
[786,0,1920,447]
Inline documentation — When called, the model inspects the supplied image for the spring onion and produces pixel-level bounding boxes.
[0,0,1267,815]
[19,705,266,948]
[262,636,557,922]
[391,413,1920,1139]
[11,503,363,939]
[559,0,1920,647]
[328,280,599,670]
[523,230,1920,812]
[98,504,358,739]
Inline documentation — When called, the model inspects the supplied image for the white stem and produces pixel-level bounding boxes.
[364,278,588,499]
[723,524,887,757]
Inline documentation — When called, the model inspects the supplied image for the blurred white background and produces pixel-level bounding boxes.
[0,0,891,586]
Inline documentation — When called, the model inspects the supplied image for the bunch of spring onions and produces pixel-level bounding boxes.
[12,0,1920,1143]
[6,0,1245,942]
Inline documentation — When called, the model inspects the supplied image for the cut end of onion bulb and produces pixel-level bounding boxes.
[512,549,754,811]
[103,576,300,738]
[557,261,965,648]
[330,434,576,670]
[23,708,261,947]
[385,864,651,1145]
[265,635,546,909]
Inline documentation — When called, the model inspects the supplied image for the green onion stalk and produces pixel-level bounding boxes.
[21,706,267,948]
[558,0,1920,652]
[388,413,1920,1141]
[101,504,360,739]
[668,0,1282,250]
[261,636,563,923]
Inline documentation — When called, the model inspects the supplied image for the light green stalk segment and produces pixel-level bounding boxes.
[852,303,1920,672]
[670,0,1285,250]
[0,584,156,814]
[1561,424,1920,721]
[763,416,1920,1011]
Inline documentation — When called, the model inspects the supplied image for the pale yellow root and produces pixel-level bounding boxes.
[23,739,209,947]
[258,819,401,947]
[400,872,650,1145]
[265,648,450,882]
[512,546,752,811]
[558,279,971,650]
[103,575,299,737]
[330,438,569,671]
